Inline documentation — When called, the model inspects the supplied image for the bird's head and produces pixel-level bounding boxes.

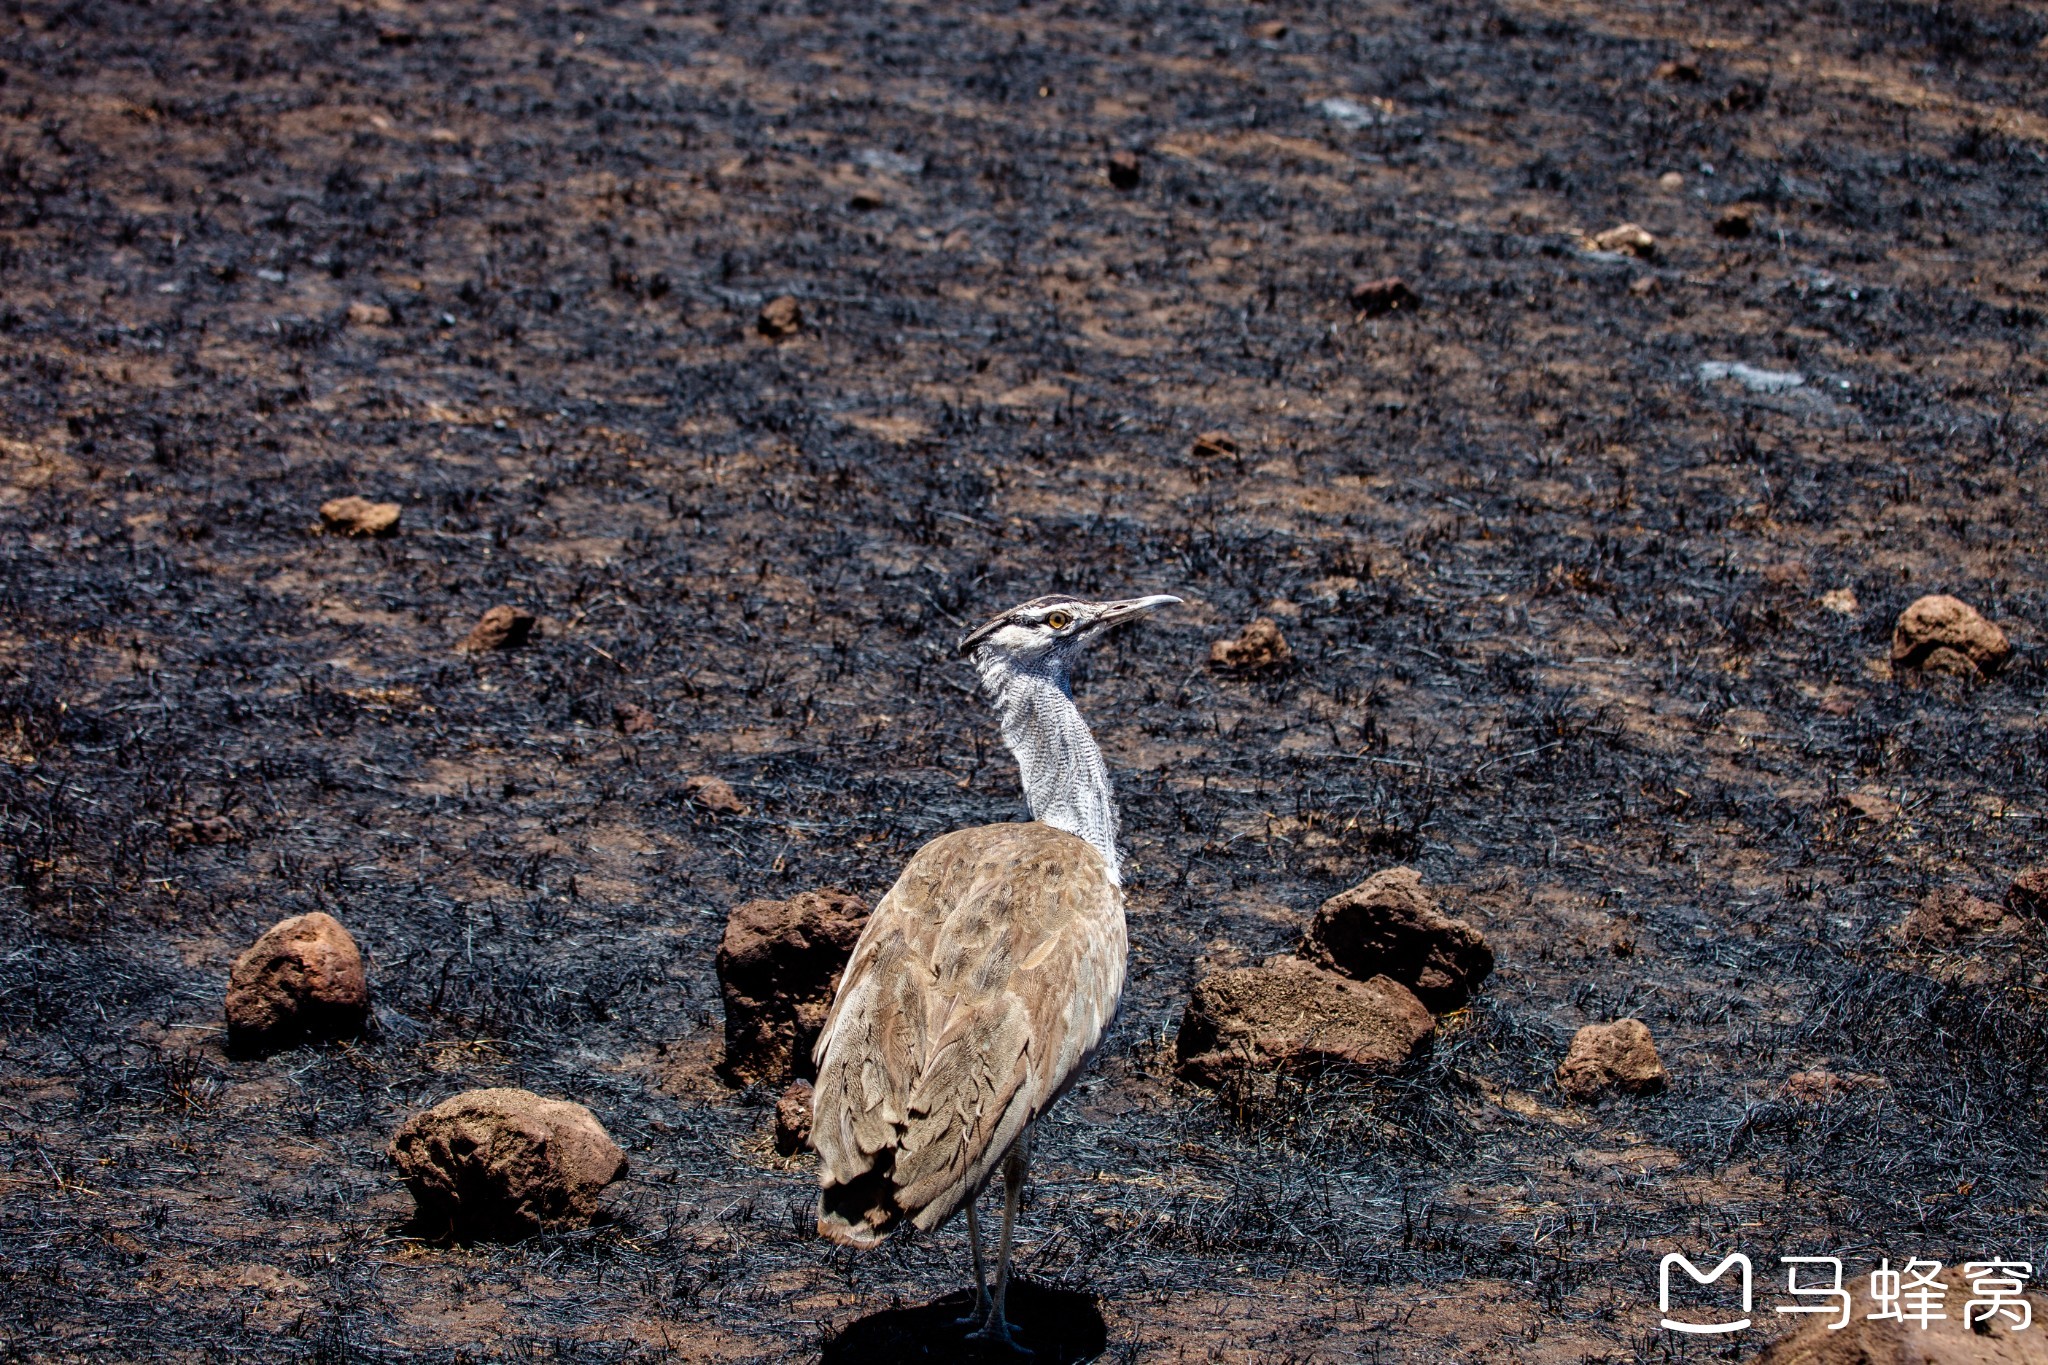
[958,593,1181,678]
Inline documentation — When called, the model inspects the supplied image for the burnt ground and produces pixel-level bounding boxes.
[2,0,2046,1359]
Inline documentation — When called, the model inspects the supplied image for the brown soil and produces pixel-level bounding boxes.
[2,0,2045,1361]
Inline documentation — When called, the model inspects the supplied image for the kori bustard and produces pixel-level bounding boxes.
[811,592,1178,1349]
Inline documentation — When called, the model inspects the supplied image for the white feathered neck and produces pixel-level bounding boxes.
[970,647,1121,885]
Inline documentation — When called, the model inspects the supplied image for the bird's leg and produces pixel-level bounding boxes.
[966,1133,1032,1353]
[955,1199,992,1326]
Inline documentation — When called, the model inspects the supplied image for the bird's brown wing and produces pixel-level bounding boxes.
[811,821,1126,1247]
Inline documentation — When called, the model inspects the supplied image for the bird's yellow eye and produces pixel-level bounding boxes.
[1045,611,1072,631]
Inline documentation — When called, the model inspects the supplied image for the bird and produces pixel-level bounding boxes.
[810,591,1179,1350]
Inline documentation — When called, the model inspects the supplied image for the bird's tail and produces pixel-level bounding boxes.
[817,1159,905,1248]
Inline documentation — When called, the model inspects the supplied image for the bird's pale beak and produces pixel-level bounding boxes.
[1089,594,1182,631]
[957,613,1007,656]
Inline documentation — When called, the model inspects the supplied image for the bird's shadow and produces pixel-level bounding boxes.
[820,1281,1107,1364]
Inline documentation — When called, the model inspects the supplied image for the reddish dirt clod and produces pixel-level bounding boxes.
[612,701,658,734]
[1900,887,2022,944]
[1556,1020,1667,1101]
[1891,594,2010,678]
[460,605,536,651]
[1208,617,1290,670]
[774,1078,814,1155]
[2007,867,2048,920]
[387,1088,628,1239]
[717,889,869,1086]
[683,774,748,815]
[1300,866,1494,1011]
[1175,958,1433,1087]
[757,294,803,338]
[1588,222,1657,257]
[224,911,369,1051]
[318,495,401,537]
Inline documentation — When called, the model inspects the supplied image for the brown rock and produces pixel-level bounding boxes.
[774,1079,813,1156]
[1175,958,1434,1087]
[1556,1019,1666,1101]
[1190,429,1239,460]
[387,1088,627,1239]
[319,495,402,538]
[1901,887,2024,945]
[1588,222,1657,258]
[1208,617,1291,671]
[717,888,870,1085]
[346,301,393,326]
[758,294,803,339]
[1891,594,2010,678]
[1713,205,1754,239]
[612,702,658,735]
[1923,646,1984,677]
[683,775,748,816]
[460,605,536,652]
[1754,1265,2048,1365]
[1301,866,1495,1011]
[1349,276,1418,317]
[1106,149,1142,190]
[2004,866,2048,920]
[224,911,369,1050]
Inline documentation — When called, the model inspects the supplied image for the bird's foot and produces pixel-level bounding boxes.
[954,1293,991,1328]
[965,1316,1032,1355]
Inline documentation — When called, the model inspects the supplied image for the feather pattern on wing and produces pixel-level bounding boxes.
[811,820,1126,1247]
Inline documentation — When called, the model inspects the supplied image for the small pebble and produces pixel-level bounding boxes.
[461,605,536,652]
[1588,223,1656,258]
[319,495,402,538]
[1209,617,1291,671]
[685,775,749,816]
[758,295,803,339]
